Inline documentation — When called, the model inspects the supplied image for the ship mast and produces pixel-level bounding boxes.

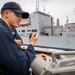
[74,8,75,23]
[57,18,60,27]
[66,16,69,24]
[43,5,45,13]
[36,1,39,11]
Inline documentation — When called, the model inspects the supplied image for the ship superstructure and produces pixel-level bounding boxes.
[17,11,52,36]
[16,10,75,50]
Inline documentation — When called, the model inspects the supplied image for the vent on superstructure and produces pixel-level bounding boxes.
[32,29,37,32]
[22,30,25,32]
[27,30,31,32]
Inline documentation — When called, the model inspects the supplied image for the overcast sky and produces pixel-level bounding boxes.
[0,0,75,25]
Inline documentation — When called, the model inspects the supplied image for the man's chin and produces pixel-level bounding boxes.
[12,26,18,28]
[15,24,19,27]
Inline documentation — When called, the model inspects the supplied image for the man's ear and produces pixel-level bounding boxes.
[4,10,9,18]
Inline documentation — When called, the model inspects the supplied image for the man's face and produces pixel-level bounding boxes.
[3,10,22,28]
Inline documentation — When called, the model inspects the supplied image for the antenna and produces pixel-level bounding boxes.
[57,18,60,26]
[43,5,45,13]
[36,1,39,11]
[74,8,75,22]
[66,16,69,24]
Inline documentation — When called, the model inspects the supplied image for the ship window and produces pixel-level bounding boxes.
[27,30,31,32]
[67,34,69,37]
[19,30,20,32]
[60,33,62,36]
[29,22,31,25]
[22,30,25,32]
[32,29,37,32]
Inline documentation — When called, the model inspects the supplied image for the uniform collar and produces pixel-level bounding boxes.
[0,18,10,29]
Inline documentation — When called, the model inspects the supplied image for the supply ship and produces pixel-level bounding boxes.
[16,10,75,51]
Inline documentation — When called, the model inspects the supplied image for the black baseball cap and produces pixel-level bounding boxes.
[1,2,29,19]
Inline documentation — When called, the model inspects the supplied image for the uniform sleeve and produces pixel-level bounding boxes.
[0,29,35,75]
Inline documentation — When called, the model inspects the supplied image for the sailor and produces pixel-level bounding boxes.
[0,2,46,75]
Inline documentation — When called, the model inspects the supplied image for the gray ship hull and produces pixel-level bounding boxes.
[21,32,75,50]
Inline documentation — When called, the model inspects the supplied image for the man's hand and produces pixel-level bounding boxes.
[29,32,38,46]
[14,39,23,46]
[20,45,26,50]
[36,53,47,61]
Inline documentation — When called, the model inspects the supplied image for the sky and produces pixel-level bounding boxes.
[0,0,75,25]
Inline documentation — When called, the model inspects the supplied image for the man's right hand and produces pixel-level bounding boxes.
[29,32,38,46]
